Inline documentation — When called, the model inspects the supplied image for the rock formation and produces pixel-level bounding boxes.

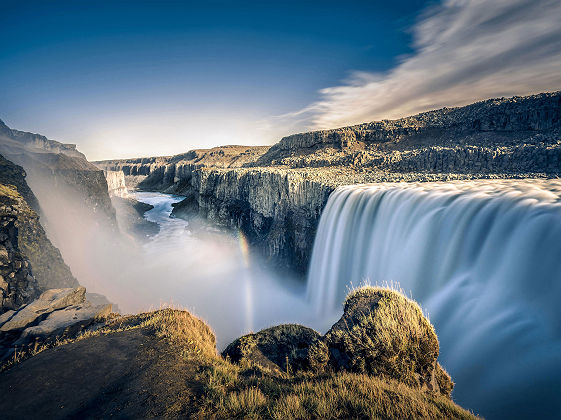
[0,188,38,313]
[0,119,117,233]
[95,91,561,275]
[223,324,321,373]
[223,286,454,396]
[0,286,111,363]
[0,157,77,304]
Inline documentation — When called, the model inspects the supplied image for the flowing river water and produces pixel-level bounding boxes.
[307,179,561,419]
[126,192,330,348]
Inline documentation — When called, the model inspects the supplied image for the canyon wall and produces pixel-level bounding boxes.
[0,155,78,313]
[0,120,117,233]
[96,91,561,275]
[173,168,333,273]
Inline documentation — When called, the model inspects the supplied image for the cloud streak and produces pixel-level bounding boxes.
[291,0,561,129]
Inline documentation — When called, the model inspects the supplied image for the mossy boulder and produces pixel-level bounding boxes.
[222,324,321,373]
[309,286,453,395]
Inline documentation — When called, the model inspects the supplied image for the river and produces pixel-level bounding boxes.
[127,192,329,348]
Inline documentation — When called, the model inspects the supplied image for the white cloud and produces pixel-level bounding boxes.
[291,0,561,129]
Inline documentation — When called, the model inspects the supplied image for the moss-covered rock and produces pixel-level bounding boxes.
[222,324,321,373]
[316,286,452,395]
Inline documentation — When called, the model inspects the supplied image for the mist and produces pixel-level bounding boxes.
[26,173,325,348]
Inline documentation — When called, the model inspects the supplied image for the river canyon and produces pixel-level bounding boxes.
[2,91,561,419]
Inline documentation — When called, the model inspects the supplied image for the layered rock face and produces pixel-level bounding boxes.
[96,92,561,274]
[0,157,77,301]
[256,91,561,166]
[173,168,332,272]
[0,120,117,233]
[95,145,269,191]
[0,191,38,313]
[0,286,112,362]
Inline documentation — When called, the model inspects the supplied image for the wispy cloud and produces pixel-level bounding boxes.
[288,0,561,130]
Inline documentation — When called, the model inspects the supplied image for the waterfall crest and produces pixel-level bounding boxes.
[307,180,561,418]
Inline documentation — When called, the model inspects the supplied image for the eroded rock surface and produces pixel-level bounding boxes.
[0,286,114,364]
[18,301,111,342]
[0,287,86,332]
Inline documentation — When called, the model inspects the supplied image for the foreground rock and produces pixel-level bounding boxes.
[0,306,476,419]
[0,287,112,363]
[225,287,454,397]
[0,287,86,332]
[313,287,453,395]
[223,324,321,373]
[17,301,111,342]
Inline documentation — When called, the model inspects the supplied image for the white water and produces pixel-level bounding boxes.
[307,180,561,419]
[104,170,129,198]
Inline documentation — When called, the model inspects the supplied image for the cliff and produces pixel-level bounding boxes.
[0,120,117,233]
[0,156,78,313]
[96,91,561,274]
[95,145,269,191]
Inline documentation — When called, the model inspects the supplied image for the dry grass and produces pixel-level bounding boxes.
[195,361,478,419]
[1,299,477,419]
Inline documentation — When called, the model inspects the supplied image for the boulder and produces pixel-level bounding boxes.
[0,309,15,327]
[309,286,453,395]
[223,324,321,373]
[18,302,112,342]
[0,287,86,332]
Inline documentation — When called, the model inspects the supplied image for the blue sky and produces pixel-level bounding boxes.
[1,0,560,160]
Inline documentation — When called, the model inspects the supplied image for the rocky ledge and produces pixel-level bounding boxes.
[0,286,111,365]
[0,287,476,419]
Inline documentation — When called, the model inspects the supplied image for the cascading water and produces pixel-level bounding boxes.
[307,180,561,419]
[104,170,129,198]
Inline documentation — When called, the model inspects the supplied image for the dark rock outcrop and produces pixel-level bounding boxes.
[310,287,453,395]
[222,324,321,373]
[0,156,77,294]
[0,190,38,313]
[111,196,159,240]
[223,287,454,397]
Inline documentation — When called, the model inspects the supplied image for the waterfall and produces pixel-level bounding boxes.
[104,170,129,198]
[307,180,561,419]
